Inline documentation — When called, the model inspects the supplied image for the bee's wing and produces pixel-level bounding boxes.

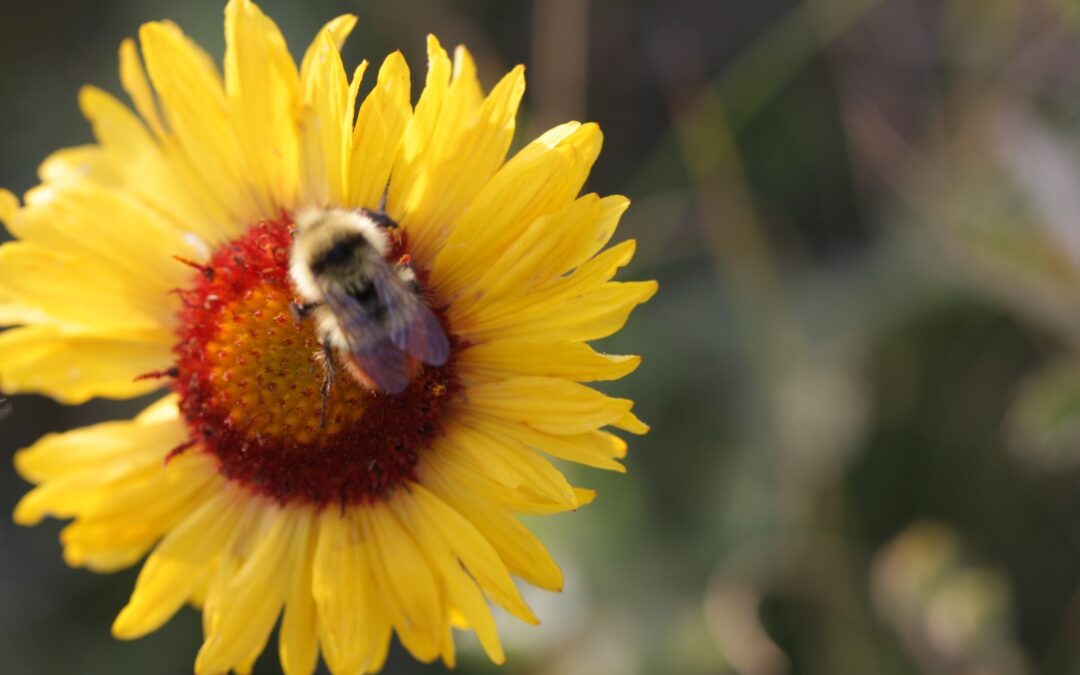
[348,337,410,394]
[320,282,411,394]
[369,264,450,367]
[319,262,449,394]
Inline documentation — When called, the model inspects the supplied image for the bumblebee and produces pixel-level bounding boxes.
[288,207,449,410]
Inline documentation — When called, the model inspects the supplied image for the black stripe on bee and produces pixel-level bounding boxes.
[346,283,390,323]
[360,209,398,229]
[348,283,380,310]
[309,234,370,276]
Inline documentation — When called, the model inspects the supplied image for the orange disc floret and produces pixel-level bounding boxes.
[171,217,458,507]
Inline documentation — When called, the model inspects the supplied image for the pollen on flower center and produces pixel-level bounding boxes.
[171,217,457,507]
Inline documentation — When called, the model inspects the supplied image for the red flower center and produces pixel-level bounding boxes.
[170,217,457,508]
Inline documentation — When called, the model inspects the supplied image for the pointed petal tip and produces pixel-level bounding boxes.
[0,188,19,227]
[12,499,40,526]
[615,408,650,435]
[574,487,597,507]
[11,448,36,482]
[351,59,370,82]
[137,20,170,43]
[111,608,144,641]
[426,34,449,61]
[325,14,358,38]
[626,279,660,306]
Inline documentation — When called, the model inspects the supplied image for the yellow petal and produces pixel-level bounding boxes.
[139,21,265,221]
[613,408,650,434]
[503,422,628,472]
[459,339,641,385]
[60,452,218,572]
[548,195,629,278]
[119,38,166,139]
[575,487,597,507]
[312,508,388,674]
[0,325,171,403]
[463,376,634,435]
[439,420,578,508]
[418,460,563,591]
[470,413,629,472]
[347,51,412,209]
[13,398,189,523]
[117,43,239,237]
[0,242,172,330]
[401,62,525,265]
[224,0,300,209]
[453,194,629,312]
[422,445,566,514]
[78,85,230,240]
[453,237,648,342]
[298,31,357,206]
[15,394,178,483]
[445,46,484,132]
[79,86,154,167]
[386,35,452,218]
[459,279,658,343]
[391,487,506,663]
[439,614,457,670]
[430,123,603,299]
[0,188,17,226]
[196,505,299,674]
[279,511,318,675]
[15,180,206,291]
[299,14,357,81]
[361,499,443,662]
[453,231,638,337]
[37,145,122,189]
[0,303,47,328]
[407,484,537,624]
[112,488,252,639]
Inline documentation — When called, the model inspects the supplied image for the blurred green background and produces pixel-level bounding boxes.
[6,0,1080,673]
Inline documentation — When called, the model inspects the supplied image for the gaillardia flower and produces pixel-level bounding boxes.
[2,2,654,673]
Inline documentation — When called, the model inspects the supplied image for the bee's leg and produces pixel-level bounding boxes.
[290,301,321,323]
[319,339,336,429]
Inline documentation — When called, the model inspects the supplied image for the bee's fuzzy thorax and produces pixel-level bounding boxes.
[288,206,391,303]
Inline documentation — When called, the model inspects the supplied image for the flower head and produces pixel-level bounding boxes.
[2,2,654,673]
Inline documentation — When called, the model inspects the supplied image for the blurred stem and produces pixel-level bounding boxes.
[643,0,885,355]
[719,0,881,135]
[677,6,901,668]
[1046,0,1080,26]
[669,0,882,384]
[672,88,806,383]
[529,0,589,136]
[630,0,881,197]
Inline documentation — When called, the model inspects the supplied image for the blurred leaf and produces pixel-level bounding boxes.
[705,581,788,675]
[871,521,1030,675]
[1006,358,1080,471]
